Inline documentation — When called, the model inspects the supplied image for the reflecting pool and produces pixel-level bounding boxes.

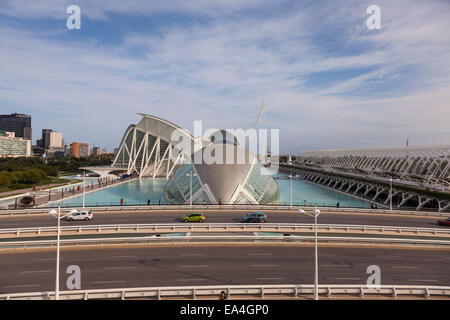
[48,174,371,208]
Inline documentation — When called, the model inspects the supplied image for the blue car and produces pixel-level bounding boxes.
[240,212,267,223]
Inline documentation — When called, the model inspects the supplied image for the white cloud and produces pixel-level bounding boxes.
[0,0,449,153]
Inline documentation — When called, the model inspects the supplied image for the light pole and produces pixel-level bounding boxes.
[186,171,197,206]
[289,174,299,207]
[389,176,392,211]
[48,206,61,300]
[82,170,86,209]
[298,206,320,300]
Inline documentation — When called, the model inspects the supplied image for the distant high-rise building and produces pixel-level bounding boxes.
[0,113,32,140]
[36,129,64,157]
[49,131,63,148]
[64,144,71,157]
[70,142,90,158]
[0,130,31,158]
[92,146,102,155]
[37,129,62,148]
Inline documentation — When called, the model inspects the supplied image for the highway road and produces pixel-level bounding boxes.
[1,245,449,294]
[0,210,446,229]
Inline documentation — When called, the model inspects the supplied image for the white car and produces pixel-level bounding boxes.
[64,210,93,221]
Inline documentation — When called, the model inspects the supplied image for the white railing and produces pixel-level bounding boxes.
[1,204,449,217]
[1,223,449,238]
[1,234,450,249]
[1,284,449,300]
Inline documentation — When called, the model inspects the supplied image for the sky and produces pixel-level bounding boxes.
[0,0,449,154]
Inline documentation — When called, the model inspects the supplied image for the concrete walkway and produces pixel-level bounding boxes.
[8,178,128,209]
[0,181,79,198]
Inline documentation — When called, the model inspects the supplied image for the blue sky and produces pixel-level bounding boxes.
[0,0,449,153]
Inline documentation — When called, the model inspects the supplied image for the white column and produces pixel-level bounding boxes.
[289,175,293,207]
[389,177,392,211]
[314,211,318,300]
[55,206,60,300]
[189,173,193,206]
[82,170,86,208]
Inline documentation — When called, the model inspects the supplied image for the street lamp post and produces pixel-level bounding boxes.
[389,176,392,211]
[186,171,197,206]
[289,174,299,207]
[48,206,61,300]
[82,170,86,209]
[298,206,320,300]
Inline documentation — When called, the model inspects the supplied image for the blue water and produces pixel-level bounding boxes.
[48,174,371,208]
[276,176,370,208]
[53,179,168,207]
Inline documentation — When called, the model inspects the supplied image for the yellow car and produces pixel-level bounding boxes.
[182,213,205,223]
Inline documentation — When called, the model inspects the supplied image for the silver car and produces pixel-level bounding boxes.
[65,210,93,221]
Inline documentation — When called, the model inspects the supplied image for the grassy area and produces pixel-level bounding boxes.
[0,155,113,193]
[0,178,82,198]
[0,192,24,199]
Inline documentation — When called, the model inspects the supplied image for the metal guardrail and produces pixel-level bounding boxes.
[1,234,450,249]
[1,284,449,300]
[1,223,449,238]
[0,204,449,217]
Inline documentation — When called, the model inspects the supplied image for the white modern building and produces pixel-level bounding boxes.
[0,131,31,157]
[110,113,280,204]
[112,114,200,178]
[297,145,450,187]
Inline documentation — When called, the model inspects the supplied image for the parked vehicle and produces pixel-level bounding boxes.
[240,212,267,223]
[437,218,450,227]
[64,210,93,221]
[182,213,205,223]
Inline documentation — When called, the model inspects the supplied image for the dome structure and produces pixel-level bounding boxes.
[165,139,280,204]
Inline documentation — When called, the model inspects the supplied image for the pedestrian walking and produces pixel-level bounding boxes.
[219,291,227,300]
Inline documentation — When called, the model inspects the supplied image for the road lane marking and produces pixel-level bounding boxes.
[408,279,438,282]
[251,264,279,267]
[34,258,65,261]
[20,270,53,274]
[323,265,350,267]
[248,253,273,256]
[392,266,418,269]
[92,281,126,284]
[4,285,39,289]
[104,267,136,270]
[180,265,208,268]
[178,279,206,281]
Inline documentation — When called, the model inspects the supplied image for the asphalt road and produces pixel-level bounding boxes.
[0,210,445,229]
[1,245,449,294]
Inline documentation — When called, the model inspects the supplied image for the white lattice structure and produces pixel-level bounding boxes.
[112,114,202,178]
[297,145,450,186]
